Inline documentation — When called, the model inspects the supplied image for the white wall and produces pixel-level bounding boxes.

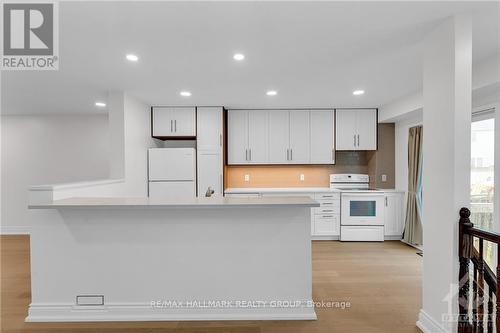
[379,92,423,123]
[122,93,157,196]
[0,114,110,233]
[380,52,500,123]
[418,15,471,333]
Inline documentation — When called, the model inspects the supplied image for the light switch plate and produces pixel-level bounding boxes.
[381,174,387,182]
[244,174,250,182]
[300,174,305,181]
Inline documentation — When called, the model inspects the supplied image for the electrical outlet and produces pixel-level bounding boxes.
[381,174,387,182]
[244,174,250,182]
[300,174,305,181]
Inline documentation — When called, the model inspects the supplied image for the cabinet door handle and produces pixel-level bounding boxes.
[219,134,222,147]
[322,215,334,218]
[245,149,248,161]
[249,149,252,161]
[170,120,173,132]
[175,120,177,132]
[385,197,388,206]
[290,149,293,161]
[332,149,334,161]
[353,135,356,147]
[286,149,289,161]
[357,134,360,147]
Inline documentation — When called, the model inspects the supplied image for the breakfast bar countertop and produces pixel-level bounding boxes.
[29,196,320,209]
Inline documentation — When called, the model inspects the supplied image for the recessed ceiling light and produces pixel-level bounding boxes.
[233,53,245,61]
[180,91,192,97]
[95,102,106,107]
[266,90,277,96]
[126,54,139,62]
[352,90,365,96]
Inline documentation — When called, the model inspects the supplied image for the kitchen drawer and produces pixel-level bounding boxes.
[314,215,339,235]
[313,206,340,215]
[316,199,340,207]
[340,226,384,242]
[314,193,340,200]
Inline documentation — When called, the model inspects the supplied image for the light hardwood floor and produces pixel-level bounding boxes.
[1,236,422,333]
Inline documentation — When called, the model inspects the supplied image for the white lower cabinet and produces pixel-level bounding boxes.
[225,189,404,241]
[314,216,339,235]
[312,193,340,238]
[197,151,223,196]
[384,192,405,239]
[257,191,340,239]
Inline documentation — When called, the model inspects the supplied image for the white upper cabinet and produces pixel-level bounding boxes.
[310,110,335,164]
[356,109,377,150]
[227,110,248,164]
[227,110,269,164]
[196,107,223,151]
[289,111,310,164]
[152,107,173,137]
[335,109,377,151]
[152,107,196,137]
[268,110,312,164]
[335,110,357,150]
[228,109,336,165]
[269,110,290,164]
[247,110,269,164]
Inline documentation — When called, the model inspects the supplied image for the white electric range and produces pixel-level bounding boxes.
[330,174,385,242]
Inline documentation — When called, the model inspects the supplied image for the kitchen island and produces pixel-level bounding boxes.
[27,188,319,322]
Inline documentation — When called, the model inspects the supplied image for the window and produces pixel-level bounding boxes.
[471,109,494,267]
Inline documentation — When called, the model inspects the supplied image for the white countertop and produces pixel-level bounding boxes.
[225,187,405,194]
[29,196,320,209]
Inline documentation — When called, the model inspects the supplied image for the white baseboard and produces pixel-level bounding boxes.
[26,301,317,322]
[312,235,339,241]
[416,309,450,333]
[0,226,30,235]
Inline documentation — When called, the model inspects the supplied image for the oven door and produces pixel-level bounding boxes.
[341,193,385,226]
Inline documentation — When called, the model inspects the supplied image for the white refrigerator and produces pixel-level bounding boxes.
[148,148,196,199]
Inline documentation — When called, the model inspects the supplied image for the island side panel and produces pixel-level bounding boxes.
[27,206,315,321]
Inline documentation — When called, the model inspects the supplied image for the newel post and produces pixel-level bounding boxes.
[458,207,473,333]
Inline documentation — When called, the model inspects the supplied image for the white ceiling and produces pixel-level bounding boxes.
[2,1,499,115]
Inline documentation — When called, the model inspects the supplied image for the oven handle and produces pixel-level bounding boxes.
[341,193,385,197]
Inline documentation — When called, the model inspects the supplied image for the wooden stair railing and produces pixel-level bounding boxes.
[459,207,500,333]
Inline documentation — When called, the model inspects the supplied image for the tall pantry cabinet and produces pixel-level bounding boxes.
[196,107,224,197]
